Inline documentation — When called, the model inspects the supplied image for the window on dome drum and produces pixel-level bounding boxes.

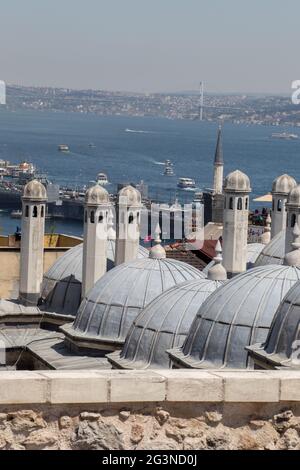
[245,198,249,210]
[291,213,296,228]
[25,205,29,218]
[277,199,282,212]
[33,206,38,218]
[272,200,275,211]
[90,211,95,224]
[237,198,243,210]
[224,199,226,209]
[41,206,44,218]
[229,197,233,210]
[99,213,104,223]
[128,213,134,224]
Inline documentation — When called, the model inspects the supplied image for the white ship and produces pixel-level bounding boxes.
[271,132,298,140]
[96,172,109,185]
[177,177,196,191]
[58,144,70,152]
[163,160,174,176]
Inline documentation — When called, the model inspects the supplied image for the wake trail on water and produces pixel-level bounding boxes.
[125,128,157,134]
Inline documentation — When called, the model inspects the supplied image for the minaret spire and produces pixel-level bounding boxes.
[149,223,166,259]
[207,240,227,281]
[213,125,224,195]
[214,125,223,166]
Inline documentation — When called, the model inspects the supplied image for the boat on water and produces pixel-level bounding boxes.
[271,132,298,140]
[96,172,109,185]
[10,210,22,219]
[163,160,174,176]
[88,143,96,148]
[58,144,70,152]
[177,177,196,191]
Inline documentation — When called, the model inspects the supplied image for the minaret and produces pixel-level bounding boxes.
[115,185,142,265]
[211,126,224,224]
[284,223,300,267]
[82,185,110,298]
[213,126,224,194]
[222,170,251,278]
[259,213,271,245]
[271,174,296,239]
[207,240,227,281]
[285,184,300,254]
[19,180,47,306]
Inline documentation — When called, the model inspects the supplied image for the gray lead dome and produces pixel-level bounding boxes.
[249,280,300,368]
[169,265,300,369]
[40,241,148,316]
[254,230,285,267]
[65,257,204,350]
[107,278,225,370]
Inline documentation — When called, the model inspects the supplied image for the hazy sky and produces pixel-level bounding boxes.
[0,0,299,93]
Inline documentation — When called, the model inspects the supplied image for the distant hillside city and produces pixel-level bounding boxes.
[3,84,300,127]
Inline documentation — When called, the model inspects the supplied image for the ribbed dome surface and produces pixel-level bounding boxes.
[118,185,141,205]
[85,185,109,205]
[107,278,224,369]
[272,174,296,195]
[254,230,285,267]
[251,280,300,368]
[224,170,251,192]
[41,242,148,316]
[169,265,300,369]
[71,258,204,347]
[23,180,47,200]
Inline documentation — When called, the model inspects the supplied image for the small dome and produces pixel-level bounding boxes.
[107,278,225,370]
[118,185,141,205]
[254,230,285,267]
[85,185,109,205]
[63,257,204,350]
[272,174,296,195]
[249,280,300,368]
[169,264,300,369]
[224,170,251,193]
[287,184,300,206]
[40,241,148,316]
[23,180,47,201]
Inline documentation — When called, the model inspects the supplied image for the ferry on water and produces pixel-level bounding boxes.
[96,172,109,185]
[163,160,174,176]
[177,177,196,191]
[271,132,298,140]
[58,144,70,152]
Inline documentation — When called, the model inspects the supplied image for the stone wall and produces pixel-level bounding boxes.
[0,370,300,450]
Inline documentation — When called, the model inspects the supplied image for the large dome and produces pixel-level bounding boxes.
[62,257,204,352]
[169,264,300,369]
[254,230,285,267]
[248,280,300,368]
[40,241,148,316]
[107,278,225,370]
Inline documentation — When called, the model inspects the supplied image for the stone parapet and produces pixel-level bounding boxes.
[0,369,300,405]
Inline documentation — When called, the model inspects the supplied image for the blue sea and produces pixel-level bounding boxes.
[0,108,299,236]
